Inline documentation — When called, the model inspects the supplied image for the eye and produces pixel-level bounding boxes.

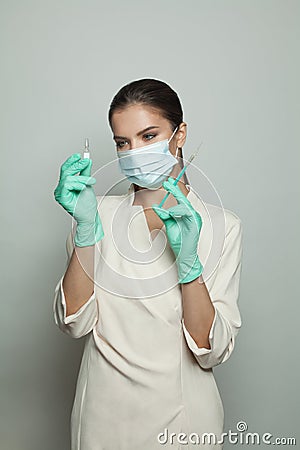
[115,140,129,149]
[143,133,156,141]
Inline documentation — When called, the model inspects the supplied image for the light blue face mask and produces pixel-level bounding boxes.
[117,127,179,190]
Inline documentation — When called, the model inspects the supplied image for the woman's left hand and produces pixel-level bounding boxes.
[152,177,203,283]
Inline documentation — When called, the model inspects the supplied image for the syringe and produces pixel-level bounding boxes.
[83,138,90,159]
[158,142,203,208]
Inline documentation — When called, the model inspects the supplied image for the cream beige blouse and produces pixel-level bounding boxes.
[53,183,243,450]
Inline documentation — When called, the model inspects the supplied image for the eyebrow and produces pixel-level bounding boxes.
[113,126,160,140]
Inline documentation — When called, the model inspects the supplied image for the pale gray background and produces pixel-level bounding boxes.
[1,1,299,449]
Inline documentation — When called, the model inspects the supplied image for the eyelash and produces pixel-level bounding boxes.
[115,141,128,149]
[144,133,156,141]
[115,133,157,149]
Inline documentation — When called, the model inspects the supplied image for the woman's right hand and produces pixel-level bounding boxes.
[54,153,104,247]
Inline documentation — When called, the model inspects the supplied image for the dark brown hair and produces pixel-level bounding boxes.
[108,78,183,131]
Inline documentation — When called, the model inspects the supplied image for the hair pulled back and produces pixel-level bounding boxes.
[108,78,183,131]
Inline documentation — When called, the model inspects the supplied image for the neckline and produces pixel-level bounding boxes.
[126,182,192,207]
[125,183,192,243]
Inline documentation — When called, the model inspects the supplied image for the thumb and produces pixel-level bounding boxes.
[152,204,171,221]
[80,158,92,177]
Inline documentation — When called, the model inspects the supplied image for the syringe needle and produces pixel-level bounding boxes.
[158,141,203,208]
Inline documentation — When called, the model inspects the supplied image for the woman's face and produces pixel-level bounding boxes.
[110,104,186,157]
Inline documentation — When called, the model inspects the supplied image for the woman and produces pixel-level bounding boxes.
[53,79,243,449]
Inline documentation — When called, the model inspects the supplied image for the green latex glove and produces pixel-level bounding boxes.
[152,177,203,283]
[54,153,104,247]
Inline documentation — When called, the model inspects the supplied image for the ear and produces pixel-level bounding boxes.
[176,122,187,148]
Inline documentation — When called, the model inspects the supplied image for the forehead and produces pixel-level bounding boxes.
[110,104,171,136]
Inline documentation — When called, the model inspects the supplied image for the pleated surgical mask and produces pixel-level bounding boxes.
[117,127,179,190]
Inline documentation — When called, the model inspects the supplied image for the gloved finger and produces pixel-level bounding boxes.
[60,153,81,177]
[64,180,92,191]
[166,204,192,218]
[162,177,193,207]
[151,204,173,221]
[61,159,91,178]
[80,158,92,177]
[65,175,96,185]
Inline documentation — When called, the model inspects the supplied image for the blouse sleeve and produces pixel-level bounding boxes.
[53,230,98,339]
[182,212,243,369]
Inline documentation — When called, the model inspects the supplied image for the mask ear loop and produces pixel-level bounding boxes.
[168,127,180,163]
[168,126,180,162]
[167,126,178,144]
